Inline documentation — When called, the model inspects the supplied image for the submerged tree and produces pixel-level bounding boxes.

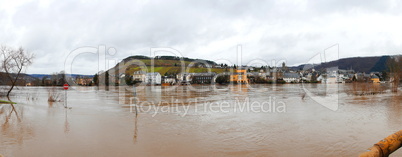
[215,75,229,84]
[0,45,34,96]
[387,56,402,92]
[93,73,99,86]
[105,71,109,86]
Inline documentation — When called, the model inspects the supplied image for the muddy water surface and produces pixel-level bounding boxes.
[1,84,402,156]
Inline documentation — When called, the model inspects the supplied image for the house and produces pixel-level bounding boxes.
[144,72,161,85]
[269,68,284,81]
[337,74,347,83]
[133,71,146,82]
[191,72,216,84]
[283,73,300,83]
[258,72,270,79]
[177,73,192,84]
[318,73,340,84]
[246,72,269,83]
[354,73,371,82]
[317,74,326,83]
[162,76,176,84]
[324,70,344,84]
[346,74,355,82]
[371,75,380,83]
[230,68,248,83]
[246,72,259,83]
[326,75,337,84]
[117,73,126,85]
[338,69,355,75]
[108,73,125,85]
[76,77,93,85]
[304,73,315,82]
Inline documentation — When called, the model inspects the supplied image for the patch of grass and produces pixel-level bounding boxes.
[188,67,207,73]
[165,67,182,74]
[211,68,226,73]
[153,67,172,75]
[0,100,16,104]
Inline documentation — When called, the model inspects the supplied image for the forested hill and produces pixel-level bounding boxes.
[106,55,223,75]
[291,56,391,73]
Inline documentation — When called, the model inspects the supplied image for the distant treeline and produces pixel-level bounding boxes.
[290,56,391,73]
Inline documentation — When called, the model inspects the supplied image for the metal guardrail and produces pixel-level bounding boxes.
[360,130,402,157]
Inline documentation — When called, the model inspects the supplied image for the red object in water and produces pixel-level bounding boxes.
[63,83,69,90]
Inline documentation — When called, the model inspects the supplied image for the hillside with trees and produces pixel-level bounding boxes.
[106,55,228,76]
[291,56,391,73]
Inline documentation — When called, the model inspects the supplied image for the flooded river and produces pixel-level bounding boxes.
[1,84,402,156]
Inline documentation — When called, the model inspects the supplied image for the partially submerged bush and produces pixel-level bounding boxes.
[48,86,62,102]
[348,82,387,96]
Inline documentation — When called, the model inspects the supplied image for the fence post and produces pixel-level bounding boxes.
[360,130,402,157]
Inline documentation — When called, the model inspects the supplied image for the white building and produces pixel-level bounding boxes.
[176,73,193,83]
[326,76,338,84]
[283,73,300,83]
[163,77,176,84]
[144,72,161,85]
[327,70,345,83]
[133,71,146,82]
[317,74,327,83]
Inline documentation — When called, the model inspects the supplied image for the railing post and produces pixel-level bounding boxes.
[360,130,402,157]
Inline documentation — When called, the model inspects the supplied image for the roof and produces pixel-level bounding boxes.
[133,71,146,74]
[247,72,260,75]
[230,72,246,75]
[271,68,284,72]
[192,72,216,76]
[283,73,300,78]
[236,66,249,70]
[177,72,192,75]
[145,72,161,76]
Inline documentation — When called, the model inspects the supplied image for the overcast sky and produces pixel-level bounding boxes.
[1,0,402,74]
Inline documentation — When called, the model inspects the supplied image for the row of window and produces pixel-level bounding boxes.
[194,77,213,80]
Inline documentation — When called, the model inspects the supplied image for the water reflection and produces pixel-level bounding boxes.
[133,114,138,144]
[145,86,161,103]
[386,94,402,130]
[0,101,34,146]
[64,109,70,134]
[2,85,402,156]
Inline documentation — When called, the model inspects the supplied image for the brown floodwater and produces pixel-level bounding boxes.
[1,84,402,157]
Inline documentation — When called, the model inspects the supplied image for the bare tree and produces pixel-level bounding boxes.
[0,45,34,96]
[387,56,402,93]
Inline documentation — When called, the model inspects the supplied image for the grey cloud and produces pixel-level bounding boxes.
[1,0,401,74]
[308,0,396,14]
